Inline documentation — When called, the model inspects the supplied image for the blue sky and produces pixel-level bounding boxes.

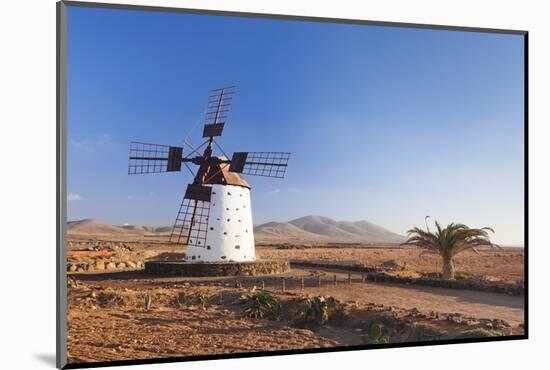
[66,6,525,245]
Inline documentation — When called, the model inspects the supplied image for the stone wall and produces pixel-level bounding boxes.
[145,260,290,277]
[291,260,524,296]
[67,260,145,273]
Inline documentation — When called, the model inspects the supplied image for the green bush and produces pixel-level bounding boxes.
[194,292,210,308]
[301,296,339,325]
[361,323,390,344]
[243,291,281,320]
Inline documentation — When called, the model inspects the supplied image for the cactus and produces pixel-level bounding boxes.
[194,292,210,309]
[301,296,339,325]
[144,294,152,311]
[243,291,281,319]
[361,323,390,344]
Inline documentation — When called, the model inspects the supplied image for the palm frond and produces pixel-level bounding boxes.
[403,220,496,258]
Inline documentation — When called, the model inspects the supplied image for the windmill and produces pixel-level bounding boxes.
[128,86,290,263]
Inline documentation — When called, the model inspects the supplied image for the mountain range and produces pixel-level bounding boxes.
[67,215,406,244]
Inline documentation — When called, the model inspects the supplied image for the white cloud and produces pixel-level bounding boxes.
[67,193,82,201]
[69,138,92,152]
[267,188,281,196]
[70,133,112,152]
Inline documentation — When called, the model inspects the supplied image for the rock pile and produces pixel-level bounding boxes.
[67,260,144,273]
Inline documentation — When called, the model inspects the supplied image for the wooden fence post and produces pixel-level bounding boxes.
[281,277,286,293]
[333,274,337,287]
[317,275,321,287]
[261,280,265,290]
[301,276,305,291]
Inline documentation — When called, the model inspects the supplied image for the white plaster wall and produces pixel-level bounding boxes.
[185,184,255,262]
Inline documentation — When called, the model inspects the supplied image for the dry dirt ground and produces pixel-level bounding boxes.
[66,236,525,365]
[258,246,524,283]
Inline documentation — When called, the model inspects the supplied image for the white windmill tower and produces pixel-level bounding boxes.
[128,86,290,263]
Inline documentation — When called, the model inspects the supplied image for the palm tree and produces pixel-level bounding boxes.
[401,221,498,279]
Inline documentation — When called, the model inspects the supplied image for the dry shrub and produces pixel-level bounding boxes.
[95,292,127,308]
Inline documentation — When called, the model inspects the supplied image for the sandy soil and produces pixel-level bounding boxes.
[65,236,525,365]
[68,285,336,363]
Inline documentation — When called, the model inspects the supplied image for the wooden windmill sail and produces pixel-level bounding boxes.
[128,86,290,262]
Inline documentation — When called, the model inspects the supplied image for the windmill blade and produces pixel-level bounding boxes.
[169,184,212,246]
[229,151,290,178]
[128,141,183,175]
[202,86,236,138]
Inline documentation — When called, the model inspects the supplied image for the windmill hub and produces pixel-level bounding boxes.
[128,86,290,267]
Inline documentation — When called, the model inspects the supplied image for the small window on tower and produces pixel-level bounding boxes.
[192,256,196,260]
[226,208,230,211]
[221,256,227,260]
[236,208,239,211]
[210,227,214,231]
[235,245,240,249]
[238,219,241,223]
[212,191,216,195]
[223,232,227,235]
[227,192,232,196]
[206,245,211,250]
[227,218,230,222]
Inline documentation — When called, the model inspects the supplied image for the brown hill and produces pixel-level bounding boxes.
[67,219,172,236]
[255,215,405,244]
[253,222,328,242]
[67,215,405,244]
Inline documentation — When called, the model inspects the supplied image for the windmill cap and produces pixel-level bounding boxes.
[202,155,250,188]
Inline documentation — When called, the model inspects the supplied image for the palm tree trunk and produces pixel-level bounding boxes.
[442,255,455,279]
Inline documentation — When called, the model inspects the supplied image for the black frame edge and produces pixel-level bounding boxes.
[61,0,528,35]
[63,335,527,369]
[57,1,68,369]
[523,32,529,339]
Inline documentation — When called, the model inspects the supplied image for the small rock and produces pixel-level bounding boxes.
[127,261,137,269]
[106,262,117,270]
[381,259,404,270]
[116,262,127,269]
[94,261,105,270]
[68,264,77,272]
